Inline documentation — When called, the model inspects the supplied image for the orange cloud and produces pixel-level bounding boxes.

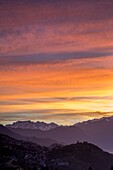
[0,0,113,124]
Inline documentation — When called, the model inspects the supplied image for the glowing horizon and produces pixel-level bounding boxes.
[0,0,113,125]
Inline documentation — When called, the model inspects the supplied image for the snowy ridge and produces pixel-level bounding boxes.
[74,116,113,126]
[6,120,59,131]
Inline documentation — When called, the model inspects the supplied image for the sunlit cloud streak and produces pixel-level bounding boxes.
[0,0,113,124]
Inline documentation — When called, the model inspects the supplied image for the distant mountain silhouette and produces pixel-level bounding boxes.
[8,126,87,144]
[0,125,61,146]
[4,115,113,152]
[0,124,22,139]
[74,116,113,152]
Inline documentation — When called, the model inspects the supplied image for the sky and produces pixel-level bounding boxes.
[0,0,113,125]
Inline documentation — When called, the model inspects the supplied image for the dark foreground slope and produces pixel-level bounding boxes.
[0,133,47,170]
[47,142,113,170]
[0,133,113,170]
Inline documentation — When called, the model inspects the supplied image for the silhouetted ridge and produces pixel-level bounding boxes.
[0,125,61,146]
[1,134,113,170]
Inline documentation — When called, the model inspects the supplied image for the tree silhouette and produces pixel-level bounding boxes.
[88,166,93,170]
[41,166,49,170]
[111,165,113,170]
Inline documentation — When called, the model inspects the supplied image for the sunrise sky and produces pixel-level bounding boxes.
[0,0,113,125]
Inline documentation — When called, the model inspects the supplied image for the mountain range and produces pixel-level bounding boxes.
[1,115,113,152]
[75,116,113,152]
[6,120,58,131]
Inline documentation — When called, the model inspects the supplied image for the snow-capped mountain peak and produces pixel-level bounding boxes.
[74,115,113,127]
[6,121,59,131]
